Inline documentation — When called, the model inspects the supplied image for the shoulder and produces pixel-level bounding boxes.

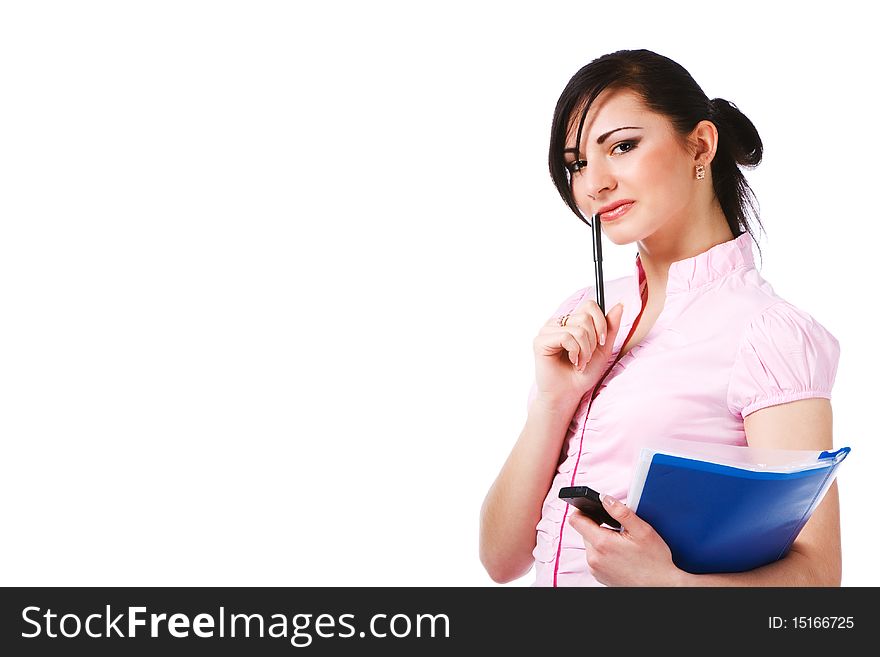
[727,299,841,419]
[704,259,838,345]
[741,300,840,353]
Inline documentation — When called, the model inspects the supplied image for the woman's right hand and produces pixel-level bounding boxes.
[532,299,625,407]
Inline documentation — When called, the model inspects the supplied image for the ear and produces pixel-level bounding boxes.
[689,119,718,167]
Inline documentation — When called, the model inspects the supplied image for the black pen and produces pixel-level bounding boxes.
[591,212,605,313]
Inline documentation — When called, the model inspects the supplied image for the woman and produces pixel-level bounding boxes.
[479,49,841,587]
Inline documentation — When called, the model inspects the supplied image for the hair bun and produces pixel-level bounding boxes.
[709,97,762,168]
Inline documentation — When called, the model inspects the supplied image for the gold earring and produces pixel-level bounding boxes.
[695,164,706,180]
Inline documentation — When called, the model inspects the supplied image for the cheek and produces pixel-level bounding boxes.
[632,146,684,188]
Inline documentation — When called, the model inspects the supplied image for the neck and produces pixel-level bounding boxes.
[636,205,735,302]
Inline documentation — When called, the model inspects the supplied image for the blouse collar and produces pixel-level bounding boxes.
[633,231,756,296]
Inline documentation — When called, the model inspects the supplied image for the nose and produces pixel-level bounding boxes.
[573,160,617,210]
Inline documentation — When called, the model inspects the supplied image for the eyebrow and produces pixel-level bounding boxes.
[563,126,644,154]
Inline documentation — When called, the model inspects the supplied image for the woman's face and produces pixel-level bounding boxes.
[563,88,702,246]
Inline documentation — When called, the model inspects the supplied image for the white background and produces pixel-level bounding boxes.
[1,1,876,587]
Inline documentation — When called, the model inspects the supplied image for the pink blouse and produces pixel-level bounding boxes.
[525,231,840,587]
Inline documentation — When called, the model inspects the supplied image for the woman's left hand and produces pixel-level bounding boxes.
[567,495,685,586]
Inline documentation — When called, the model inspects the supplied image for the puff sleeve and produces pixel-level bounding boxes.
[526,285,593,412]
[727,301,840,419]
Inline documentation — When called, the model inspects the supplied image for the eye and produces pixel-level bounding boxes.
[564,140,639,176]
[564,159,587,174]
[612,140,638,154]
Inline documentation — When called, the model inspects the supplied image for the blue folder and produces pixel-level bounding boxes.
[628,444,850,574]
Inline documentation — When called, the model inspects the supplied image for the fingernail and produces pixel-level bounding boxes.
[601,494,618,507]
[599,334,606,346]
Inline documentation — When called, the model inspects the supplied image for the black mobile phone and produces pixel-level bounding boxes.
[558,486,621,530]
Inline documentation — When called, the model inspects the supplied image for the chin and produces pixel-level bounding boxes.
[601,214,663,246]
[601,226,641,247]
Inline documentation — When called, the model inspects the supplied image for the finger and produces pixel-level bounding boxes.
[566,509,604,545]
[572,298,609,347]
[564,322,596,366]
[602,303,625,349]
[536,329,584,367]
[599,494,645,538]
[560,331,583,367]
[543,315,598,367]
[546,295,599,326]
[537,323,591,368]
[561,313,598,355]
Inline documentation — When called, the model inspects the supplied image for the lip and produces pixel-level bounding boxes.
[598,201,635,221]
